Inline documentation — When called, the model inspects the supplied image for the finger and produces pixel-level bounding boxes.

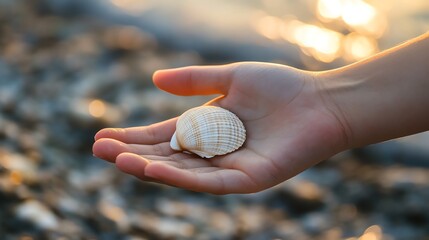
[115,153,188,184]
[115,153,213,181]
[115,152,153,181]
[116,153,228,187]
[94,118,177,144]
[141,154,213,168]
[144,162,258,194]
[92,139,175,162]
[153,64,236,96]
[93,138,127,162]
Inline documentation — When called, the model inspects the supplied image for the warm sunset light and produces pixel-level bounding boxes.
[341,0,376,27]
[254,15,283,40]
[293,24,342,54]
[88,99,107,118]
[317,0,343,20]
[255,0,386,63]
[344,33,378,61]
[3,1,429,239]
[280,20,343,62]
[316,0,386,37]
[317,0,377,26]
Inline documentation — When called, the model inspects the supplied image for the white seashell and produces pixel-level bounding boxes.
[170,106,246,158]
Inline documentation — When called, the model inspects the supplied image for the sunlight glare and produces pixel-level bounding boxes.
[341,0,376,27]
[288,20,343,62]
[254,15,283,40]
[344,33,377,61]
[280,19,301,43]
[317,0,343,20]
[317,0,385,36]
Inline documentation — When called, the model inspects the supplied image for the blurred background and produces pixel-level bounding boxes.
[0,0,428,239]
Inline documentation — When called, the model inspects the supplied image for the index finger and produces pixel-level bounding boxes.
[94,117,177,144]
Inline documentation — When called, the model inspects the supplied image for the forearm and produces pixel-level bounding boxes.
[320,32,429,148]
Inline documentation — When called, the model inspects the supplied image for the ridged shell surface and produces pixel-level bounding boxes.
[170,106,246,158]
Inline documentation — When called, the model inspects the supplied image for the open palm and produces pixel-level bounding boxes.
[93,62,347,194]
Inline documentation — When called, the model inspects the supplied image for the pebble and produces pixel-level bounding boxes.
[130,213,195,238]
[67,168,116,192]
[379,167,429,189]
[15,200,59,230]
[301,212,332,235]
[279,178,326,214]
[0,149,38,184]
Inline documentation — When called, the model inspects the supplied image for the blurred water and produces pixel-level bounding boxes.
[102,0,429,66]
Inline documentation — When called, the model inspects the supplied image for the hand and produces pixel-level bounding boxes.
[93,62,347,194]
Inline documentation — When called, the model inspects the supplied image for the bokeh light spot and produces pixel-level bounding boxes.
[88,100,106,118]
[317,0,343,20]
[344,33,377,61]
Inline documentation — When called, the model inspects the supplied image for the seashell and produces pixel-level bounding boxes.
[170,106,246,158]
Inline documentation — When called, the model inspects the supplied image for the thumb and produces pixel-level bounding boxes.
[152,64,235,96]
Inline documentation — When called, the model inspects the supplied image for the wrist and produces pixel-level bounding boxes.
[317,32,429,148]
[313,69,357,149]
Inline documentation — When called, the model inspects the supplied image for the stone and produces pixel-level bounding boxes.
[15,200,59,230]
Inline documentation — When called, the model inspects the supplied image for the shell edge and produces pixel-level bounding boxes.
[170,132,182,151]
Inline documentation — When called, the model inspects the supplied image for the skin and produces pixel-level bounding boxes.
[93,32,429,194]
